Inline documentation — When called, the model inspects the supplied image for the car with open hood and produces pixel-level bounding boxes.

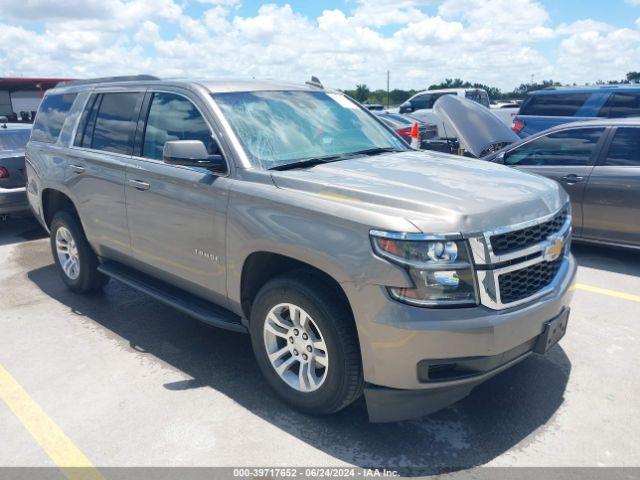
[26,76,576,422]
[435,95,640,250]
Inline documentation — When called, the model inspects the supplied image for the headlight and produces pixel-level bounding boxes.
[370,231,478,308]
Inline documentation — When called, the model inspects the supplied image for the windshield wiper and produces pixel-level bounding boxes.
[345,147,403,157]
[269,147,403,171]
[269,155,344,171]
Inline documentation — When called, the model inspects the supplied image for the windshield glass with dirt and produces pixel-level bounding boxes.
[213,90,407,170]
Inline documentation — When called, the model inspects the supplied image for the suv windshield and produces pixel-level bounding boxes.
[213,90,407,170]
[0,129,31,150]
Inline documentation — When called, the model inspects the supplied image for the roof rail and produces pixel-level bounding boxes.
[305,76,323,89]
[56,75,160,87]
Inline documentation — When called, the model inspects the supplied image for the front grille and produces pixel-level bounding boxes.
[490,208,568,255]
[498,257,563,304]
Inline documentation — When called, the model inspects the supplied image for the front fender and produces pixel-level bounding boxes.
[224,179,412,313]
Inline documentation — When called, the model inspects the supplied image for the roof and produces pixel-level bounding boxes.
[50,77,328,95]
[529,84,640,95]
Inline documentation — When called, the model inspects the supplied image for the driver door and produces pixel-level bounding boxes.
[124,90,231,305]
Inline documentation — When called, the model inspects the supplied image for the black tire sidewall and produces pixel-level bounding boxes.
[250,275,360,414]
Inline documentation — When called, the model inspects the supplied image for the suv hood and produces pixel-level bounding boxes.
[433,95,519,157]
[270,151,566,234]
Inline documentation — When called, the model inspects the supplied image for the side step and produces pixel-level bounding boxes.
[98,261,247,333]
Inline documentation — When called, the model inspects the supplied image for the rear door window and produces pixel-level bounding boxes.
[519,93,590,116]
[603,127,640,166]
[74,94,99,148]
[599,93,640,118]
[504,128,604,166]
[31,93,78,143]
[90,92,143,154]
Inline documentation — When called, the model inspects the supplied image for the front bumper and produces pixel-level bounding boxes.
[342,254,577,422]
[0,186,29,215]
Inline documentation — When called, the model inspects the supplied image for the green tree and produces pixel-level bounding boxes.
[354,84,370,102]
[627,71,640,83]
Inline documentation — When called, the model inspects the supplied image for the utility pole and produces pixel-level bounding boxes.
[386,70,390,109]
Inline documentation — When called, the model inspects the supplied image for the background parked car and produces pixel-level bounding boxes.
[363,103,385,111]
[490,100,521,128]
[0,118,32,218]
[372,111,437,147]
[485,118,640,250]
[512,85,640,137]
[399,88,515,137]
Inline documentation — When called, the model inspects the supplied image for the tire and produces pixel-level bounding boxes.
[49,210,109,293]
[249,271,363,415]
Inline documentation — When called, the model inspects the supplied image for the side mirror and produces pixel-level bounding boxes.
[163,140,226,172]
[495,151,506,164]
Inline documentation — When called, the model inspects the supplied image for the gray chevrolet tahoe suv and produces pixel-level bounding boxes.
[26,76,576,422]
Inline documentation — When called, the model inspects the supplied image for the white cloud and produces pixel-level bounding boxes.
[0,0,637,92]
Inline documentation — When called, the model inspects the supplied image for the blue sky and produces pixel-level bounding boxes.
[1,0,639,91]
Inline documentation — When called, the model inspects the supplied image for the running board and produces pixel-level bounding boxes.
[98,261,247,333]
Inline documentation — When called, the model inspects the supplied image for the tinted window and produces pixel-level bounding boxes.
[142,93,214,160]
[599,93,640,118]
[411,92,454,110]
[465,90,490,108]
[604,128,640,166]
[505,128,604,167]
[31,93,77,143]
[519,93,590,116]
[91,93,142,154]
[74,94,99,147]
[0,129,31,150]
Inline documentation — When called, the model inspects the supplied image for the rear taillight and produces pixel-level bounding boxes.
[512,120,525,134]
[0,167,9,179]
[396,127,412,136]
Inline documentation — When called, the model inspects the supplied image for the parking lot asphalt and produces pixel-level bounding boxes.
[0,217,639,472]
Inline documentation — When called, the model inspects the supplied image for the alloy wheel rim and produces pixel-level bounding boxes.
[263,303,329,393]
[55,227,80,280]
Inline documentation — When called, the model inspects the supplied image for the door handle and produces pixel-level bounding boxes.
[560,174,584,184]
[69,164,85,174]
[128,179,150,191]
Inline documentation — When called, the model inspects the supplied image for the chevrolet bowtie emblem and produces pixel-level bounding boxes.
[543,235,564,262]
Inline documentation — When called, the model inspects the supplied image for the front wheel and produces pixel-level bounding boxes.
[249,272,363,415]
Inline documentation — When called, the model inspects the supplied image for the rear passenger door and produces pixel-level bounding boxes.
[69,90,144,258]
[124,90,230,305]
[502,127,607,236]
[582,127,640,246]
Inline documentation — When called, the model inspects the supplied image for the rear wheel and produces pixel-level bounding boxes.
[249,271,363,415]
[50,211,109,293]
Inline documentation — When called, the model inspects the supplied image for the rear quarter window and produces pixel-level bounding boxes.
[31,93,78,143]
[519,93,590,117]
[599,92,640,118]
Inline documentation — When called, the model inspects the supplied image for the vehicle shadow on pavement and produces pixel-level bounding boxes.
[27,263,571,474]
[572,243,640,277]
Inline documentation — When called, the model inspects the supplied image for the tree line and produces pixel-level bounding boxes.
[343,72,640,107]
